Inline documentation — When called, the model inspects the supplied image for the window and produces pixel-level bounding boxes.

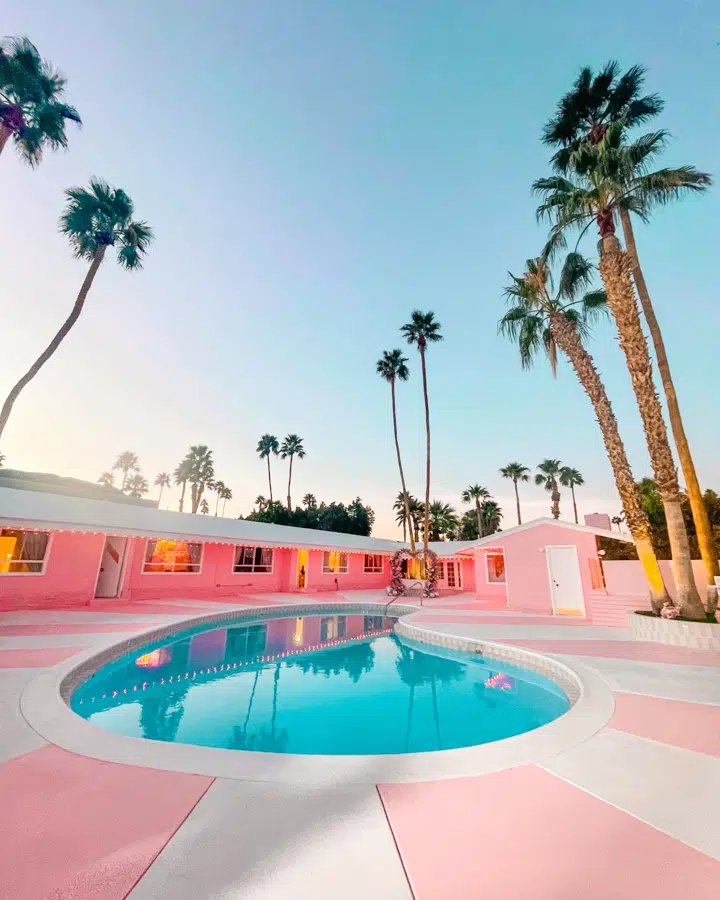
[437,561,445,581]
[364,554,383,573]
[233,546,273,573]
[143,539,202,573]
[226,624,267,658]
[321,615,347,641]
[447,562,457,588]
[322,551,348,574]
[486,553,506,583]
[0,529,49,574]
[364,615,384,631]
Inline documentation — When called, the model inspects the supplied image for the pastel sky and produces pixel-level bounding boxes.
[2,0,719,538]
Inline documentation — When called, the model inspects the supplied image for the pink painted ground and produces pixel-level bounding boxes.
[501,638,720,667]
[379,765,720,899]
[0,746,213,900]
[610,692,720,757]
[0,622,155,636]
[0,646,85,668]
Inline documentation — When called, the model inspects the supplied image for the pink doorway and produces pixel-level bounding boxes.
[95,537,128,598]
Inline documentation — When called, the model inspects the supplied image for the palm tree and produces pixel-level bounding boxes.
[124,473,149,499]
[427,501,458,542]
[255,495,268,512]
[256,435,279,503]
[199,498,210,514]
[499,463,530,525]
[393,491,414,542]
[219,485,233,516]
[560,467,584,524]
[0,179,153,440]
[401,311,443,556]
[535,459,563,519]
[173,458,193,513]
[461,484,491,538]
[280,434,305,511]
[153,472,170,506]
[534,140,706,618]
[377,349,415,552]
[612,513,625,532]
[303,493,317,510]
[212,479,226,515]
[500,252,668,609]
[113,451,139,491]
[0,37,81,165]
[97,471,114,488]
[480,500,503,535]
[408,497,424,544]
[0,450,4,467]
[185,445,214,514]
[543,64,717,603]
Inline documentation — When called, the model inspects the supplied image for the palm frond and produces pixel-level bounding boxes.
[557,252,594,300]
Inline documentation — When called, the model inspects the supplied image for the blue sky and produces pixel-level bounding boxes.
[2,0,719,536]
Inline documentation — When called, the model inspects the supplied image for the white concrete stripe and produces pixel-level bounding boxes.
[542,729,720,860]
[0,634,150,649]
[128,778,413,899]
[0,670,47,763]
[407,622,630,640]
[0,612,185,624]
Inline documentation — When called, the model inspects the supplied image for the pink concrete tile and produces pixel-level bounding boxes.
[378,765,720,899]
[502,638,720,667]
[0,647,85,668]
[0,746,213,900]
[0,622,155,636]
[610,692,720,757]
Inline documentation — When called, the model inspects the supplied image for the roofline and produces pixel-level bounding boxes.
[451,517,635,550]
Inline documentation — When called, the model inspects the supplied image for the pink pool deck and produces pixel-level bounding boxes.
[0,593,718,899]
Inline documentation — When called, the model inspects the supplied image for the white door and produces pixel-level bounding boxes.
[546,546,585,616]
[95,536,128,598]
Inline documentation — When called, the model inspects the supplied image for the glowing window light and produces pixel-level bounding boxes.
[135,648,171,669]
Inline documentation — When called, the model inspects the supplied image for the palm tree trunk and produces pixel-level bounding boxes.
[287,455,293,511]
[222,497,228,516]
[0,124,11,155]
[571,484,578,524]
[266,456,273,503]
[121,469,129,492]
[215,492,220,515]
[549,309,668,610]
[551,480,560,519]
[0,247,106,440]
[420,346,431,554]
[158,485,164,507]
[620,210,718,608]
[514,479,522,525]
[391,379,416,553]
[475,500,483,538]
[599,235,704,618]
[179,480,186,512]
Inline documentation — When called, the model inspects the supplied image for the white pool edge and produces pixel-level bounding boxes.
[21,602,614,784]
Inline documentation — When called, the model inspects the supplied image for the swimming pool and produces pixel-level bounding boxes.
[70,611,570,755]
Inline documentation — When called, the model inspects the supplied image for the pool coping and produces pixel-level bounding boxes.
[20,602,614,785]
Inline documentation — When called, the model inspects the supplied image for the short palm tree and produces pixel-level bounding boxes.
[500,252,667,608]
[255,495,268,512]
[280,434,305,511]
[256,435,279,503]
[480,499,503,535]
[212,479,226,515]
[154,472,171,506]
[560,466,584,524]
[535,459,563,520]
[0,451,4,467]
[185,445,214,514]
[401,311,443,556]
[408,496,424,543]
[124,473,149,499]
[97,471,114,488]
[534,136,705,618]
[0,179,153,440]
[428,501,458,542]
[377,349,415,552]
[199,498,210,515]
[393,491,414,542]
[173,458,193,512]
[544,63,717,603]
[113,451,139,491]
[499,463,530,525]
[0,37,81,165]
[303,493,317,510]
[461,485,490,538]
[219,484,232,516]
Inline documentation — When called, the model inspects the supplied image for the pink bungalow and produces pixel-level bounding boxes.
[0,483,646,622]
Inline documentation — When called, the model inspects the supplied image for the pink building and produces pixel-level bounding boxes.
[1,485,657,623]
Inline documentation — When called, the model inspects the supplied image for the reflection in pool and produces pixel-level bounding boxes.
[71,612,569,755]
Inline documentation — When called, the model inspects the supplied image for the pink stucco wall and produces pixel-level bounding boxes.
[0,531,105,610]
[302,549,390,592]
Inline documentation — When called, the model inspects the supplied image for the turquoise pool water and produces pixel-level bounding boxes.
[70,612,569,755]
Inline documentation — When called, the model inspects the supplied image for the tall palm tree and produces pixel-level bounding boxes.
[377,349,415,552]
[124,473,148,499]
[401,311,443,556]
[543,65,717,602]
[173,458,193,513]
[499,463,530,525]
[500,252,668,609]
[393,491,414,542]
[408,497,424,544]
[303,493,317,510]
[535,460,563,519]
[428,501,459,542]
[256,435,279,503]
[280,434,305,511]
[185,445,214,514]
[219,484,233,516]
[461,485,489,538]
[212,479,226,515]
[560,466,584,524]
[534,141,705,618]
[113,451,139,491]
[97,471,114,488]
[0,37,81,165]
[0,179,152,440]
[480,500,503,535]
[255,495,268,512]
[154,472,170,506]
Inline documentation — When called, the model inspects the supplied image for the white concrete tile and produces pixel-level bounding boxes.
[0,634,142,649]
[128,778,412,900]
[542,728,720,860]
[0,611,183,624]
[0,670,47,762]
[420,623,629,640]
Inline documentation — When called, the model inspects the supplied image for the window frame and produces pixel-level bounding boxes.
[363,553,384,574]
[485,551,506,584]
[232,545,275,575]
[0,529,52,576]
[322,551,349,574]
[142,538,204,575]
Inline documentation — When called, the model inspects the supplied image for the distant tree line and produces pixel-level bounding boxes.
[245,494,375,537]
